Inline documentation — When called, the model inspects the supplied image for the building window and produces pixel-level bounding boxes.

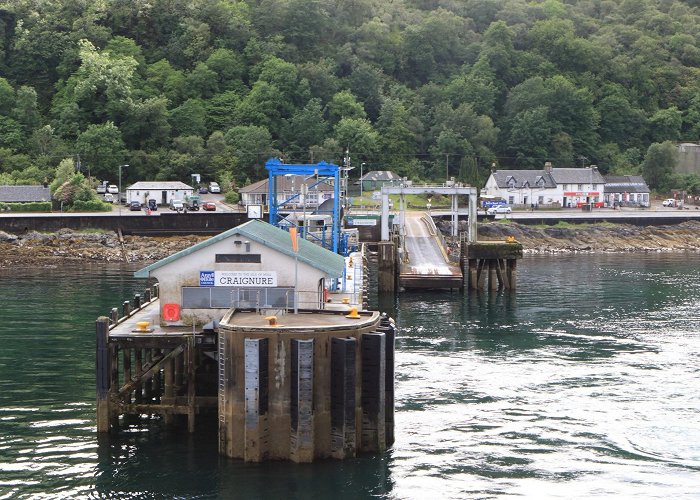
[508,196,514,204]
[538,196,544,204]
[578,184,583,190]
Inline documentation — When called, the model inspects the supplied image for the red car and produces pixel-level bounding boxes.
[202,201,216,211]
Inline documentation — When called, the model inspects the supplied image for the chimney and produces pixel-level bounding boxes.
[544,162,553,173]
[591,164,598,171]
[491,162,497,173]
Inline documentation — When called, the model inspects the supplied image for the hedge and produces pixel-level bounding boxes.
[0,201,52,212]
[71,200,113,212]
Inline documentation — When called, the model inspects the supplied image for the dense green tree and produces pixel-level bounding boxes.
[170,99,207,138]
[642,141,678,190]
[326,91,366,124]
[224,125,275,181]
[75,122,126,181]
[333,118,378,160]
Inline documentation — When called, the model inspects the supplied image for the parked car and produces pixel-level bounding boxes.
[662,198,676,207]
[198,186,208,194]
[486,205,512,215]
[104,193,114,203]
[208,182,221,193]
[129,201,142,211]
[147,199,158,211]
[202,201,216,211]
[96,182,108,194]
[169,199,184,212]
[107,184,119,194]
[187,199,200,211]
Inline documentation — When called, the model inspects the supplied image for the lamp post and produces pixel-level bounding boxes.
[118,164,128,215]
[360,162,365,209]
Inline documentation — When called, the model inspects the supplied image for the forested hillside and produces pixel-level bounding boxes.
[1,0,700,192]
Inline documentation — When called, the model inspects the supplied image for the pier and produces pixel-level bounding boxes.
[375,184,523,291]
[96,219,396,462]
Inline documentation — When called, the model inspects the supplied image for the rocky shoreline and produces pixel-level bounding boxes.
[2,221,700,268]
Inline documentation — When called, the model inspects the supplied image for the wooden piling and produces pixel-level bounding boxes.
[290,339,315,463]
[360,332,386,453]
[378,241,396,293]
[96,317,111,433]
[330,337,357,459]
[244,338,269,462]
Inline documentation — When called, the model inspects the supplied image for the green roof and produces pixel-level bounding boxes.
[134,219,345,279]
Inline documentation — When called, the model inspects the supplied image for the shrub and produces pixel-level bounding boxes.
[71,199,113,212]
[224,190,240,204]
[0,201,51,212]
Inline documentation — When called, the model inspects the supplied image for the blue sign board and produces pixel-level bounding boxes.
[483,200,506,207]
[199,271,215,287]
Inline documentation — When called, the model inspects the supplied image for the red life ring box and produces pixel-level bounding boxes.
[162,303,180,322]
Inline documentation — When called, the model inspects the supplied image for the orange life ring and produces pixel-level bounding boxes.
[162,303,180,321]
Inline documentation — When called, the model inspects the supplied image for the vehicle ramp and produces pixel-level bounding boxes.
[399,212,463,289]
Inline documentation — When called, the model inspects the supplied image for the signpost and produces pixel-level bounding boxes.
[290,227,299,314]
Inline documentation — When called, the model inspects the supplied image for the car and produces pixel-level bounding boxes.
[128,201,142,211]
[147,199,158,211]
[202,201,216,211]
[208,182,220,193]
[187,199,200,211]
[662,199,676,207]
[96,182,108,194]
[486,205,512,215]
[104,193,114,203]
[169,199,184,212]
[198,186,208,194]
[107,184,119,194]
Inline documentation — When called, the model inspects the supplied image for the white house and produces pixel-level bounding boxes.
[603,175,650,207]
[239,176,334,208]
[133,219,345,326]
[126,181,194,206]
[481,163,606,208]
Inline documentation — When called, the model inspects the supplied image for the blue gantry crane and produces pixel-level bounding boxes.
[265,158,344,254]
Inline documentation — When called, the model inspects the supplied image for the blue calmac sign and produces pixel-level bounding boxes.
[483,200,507,207]
[199,271,215,286]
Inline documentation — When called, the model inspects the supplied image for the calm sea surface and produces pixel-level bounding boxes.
[1,254,699,499]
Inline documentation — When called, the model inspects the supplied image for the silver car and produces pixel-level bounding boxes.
[486,205,512,215]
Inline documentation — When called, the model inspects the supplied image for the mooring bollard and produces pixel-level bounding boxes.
[144,288,152,302]
[110,307,119,325]
[134,293,141,309]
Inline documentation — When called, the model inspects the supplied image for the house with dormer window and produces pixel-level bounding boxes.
[481,163,607,209]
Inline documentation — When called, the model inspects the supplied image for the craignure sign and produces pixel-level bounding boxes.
[200,271,278,287]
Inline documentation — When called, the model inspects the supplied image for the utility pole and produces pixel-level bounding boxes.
[446,153,450,183]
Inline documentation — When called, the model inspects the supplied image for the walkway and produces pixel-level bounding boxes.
[400,212,462,289]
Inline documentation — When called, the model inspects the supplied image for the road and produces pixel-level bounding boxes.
[401,212,459,278]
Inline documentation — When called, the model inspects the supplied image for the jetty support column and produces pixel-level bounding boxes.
[244,338,270,462]
[290,339,315,463]
[360,331,386,452]
[96,317,111,433]
[378,241,396,293]
[331,337,357,459]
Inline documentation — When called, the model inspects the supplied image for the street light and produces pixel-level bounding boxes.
[118,164,128,215]
[360,162,366,209]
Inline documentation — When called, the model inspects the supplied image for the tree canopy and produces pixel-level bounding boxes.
[0,0,699,189]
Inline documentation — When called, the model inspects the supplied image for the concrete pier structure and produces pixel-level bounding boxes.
[218,309,396,462]
[460,240,523,290]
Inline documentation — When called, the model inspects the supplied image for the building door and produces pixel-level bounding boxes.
[161,191,167,205]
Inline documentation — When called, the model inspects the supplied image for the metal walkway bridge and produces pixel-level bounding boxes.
[399,211,463,289]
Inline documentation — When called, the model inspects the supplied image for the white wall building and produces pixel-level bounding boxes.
[481,163,607,208]
[239,176,334,208]
[126,181,194,206]
[134,220,345,326]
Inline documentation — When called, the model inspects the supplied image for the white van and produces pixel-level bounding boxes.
[209,182,220,193]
